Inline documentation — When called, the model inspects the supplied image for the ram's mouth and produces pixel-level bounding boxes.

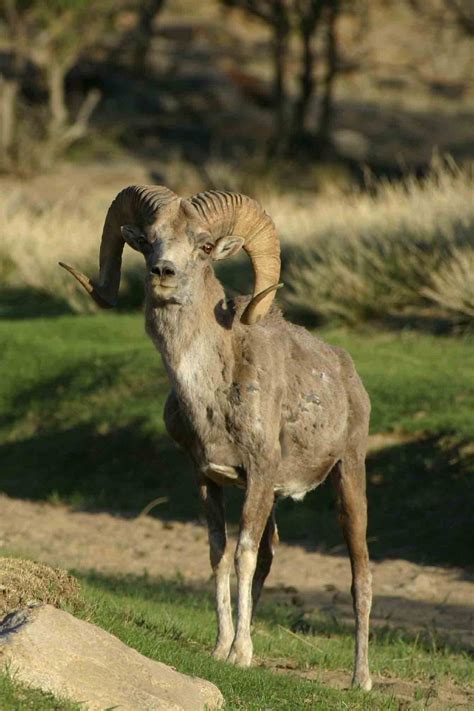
[150,278,179,291]
[149,281,184,305]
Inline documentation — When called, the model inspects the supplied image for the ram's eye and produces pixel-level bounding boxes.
[201,243,213,255]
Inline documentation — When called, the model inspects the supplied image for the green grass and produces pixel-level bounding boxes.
[81,573,474,681]
[0,671,79,710]
[74,573,472,710]
[2,571,471,710]
[0,313,473,708]
[1,313,473,566]
[2,313,473,440]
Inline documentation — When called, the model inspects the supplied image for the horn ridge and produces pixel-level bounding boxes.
[61,184,178,308]
[189,190,281,324]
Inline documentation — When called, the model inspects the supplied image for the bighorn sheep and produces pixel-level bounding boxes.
[60,185,372,690]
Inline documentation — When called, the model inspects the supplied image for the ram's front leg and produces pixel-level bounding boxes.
[228,475,275,667]
[199,480,234,660]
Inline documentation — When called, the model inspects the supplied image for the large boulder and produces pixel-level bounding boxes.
[0,604,223,710]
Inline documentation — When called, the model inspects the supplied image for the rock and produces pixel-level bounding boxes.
[0,604,223,710]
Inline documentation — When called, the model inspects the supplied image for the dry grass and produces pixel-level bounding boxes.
[279,159,474,325]
[422,249,474,318]
[0,558,81,617]
[0,176,145,313]
[0,159,473,325]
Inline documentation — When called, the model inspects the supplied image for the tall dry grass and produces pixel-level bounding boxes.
[275,160,474,326]
[1,160,473,325]
[0,182,144,313]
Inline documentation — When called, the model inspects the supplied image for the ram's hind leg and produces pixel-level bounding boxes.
[252,503,278,614]
[332,454,372,691]
[199,480,234,660]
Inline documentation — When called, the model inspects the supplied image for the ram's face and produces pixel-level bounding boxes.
[59,186,280,324]
[121,200,243,305]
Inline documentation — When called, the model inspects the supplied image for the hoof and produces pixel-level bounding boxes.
[352,675,372,692]
[212,643,232,661]
[227,644,252,667]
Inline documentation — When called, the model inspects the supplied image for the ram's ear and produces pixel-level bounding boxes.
[121,225,147,252]
[212,235,244,261]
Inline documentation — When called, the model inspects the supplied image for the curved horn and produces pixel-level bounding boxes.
[189,191,281,324]
[59,185,178,308]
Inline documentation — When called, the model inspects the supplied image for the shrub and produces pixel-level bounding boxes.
[281,160,474,326]
[1,159,472,327]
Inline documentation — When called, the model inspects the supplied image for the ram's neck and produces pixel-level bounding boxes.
[145,270,235,407]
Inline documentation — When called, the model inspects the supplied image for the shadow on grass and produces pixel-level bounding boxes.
[0,288,74,319]
[1,416,473,569]
[0,277,145,320]
[0,261,257,320]
[0,367,122,434]
[0,258,465,336]
[80,570,474,655]
[0,423,198,517]
[276,435,474,570]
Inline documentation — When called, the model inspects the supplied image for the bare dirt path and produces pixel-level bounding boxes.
[0,493,472,653]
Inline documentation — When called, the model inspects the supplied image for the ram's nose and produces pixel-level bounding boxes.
[150,260,177,279]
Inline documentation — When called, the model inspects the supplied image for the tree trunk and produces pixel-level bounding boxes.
[317,0,338,147]
[292,0,325,141]
[1,0,28,163]
[271,0,290,155]
[47,61,69,135]
[293,30,314,138]
[132,0,165,71]
[0,77,19,158]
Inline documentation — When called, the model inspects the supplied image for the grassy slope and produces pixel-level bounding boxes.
[0,672,79,710]
[1,314,473,565]
[1,314,473,708]
[2,313,474,438]
[1,571,472,711]
[77,573,472,710]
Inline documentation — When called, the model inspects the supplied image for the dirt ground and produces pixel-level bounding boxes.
[0,487,473,708]
[1,490,472,647]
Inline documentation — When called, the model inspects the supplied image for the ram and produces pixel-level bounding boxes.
[60,185,372,690]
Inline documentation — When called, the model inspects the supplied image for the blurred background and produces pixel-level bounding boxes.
[0,3,473,706]
[0,0,473,323]
[1,0,474,566]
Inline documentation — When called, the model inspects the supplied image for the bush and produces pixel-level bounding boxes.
[1,159,472,327]
[281,160,474,326]
[0,558,81,617]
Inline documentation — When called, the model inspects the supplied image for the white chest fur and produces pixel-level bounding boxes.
[174,338,208,394]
